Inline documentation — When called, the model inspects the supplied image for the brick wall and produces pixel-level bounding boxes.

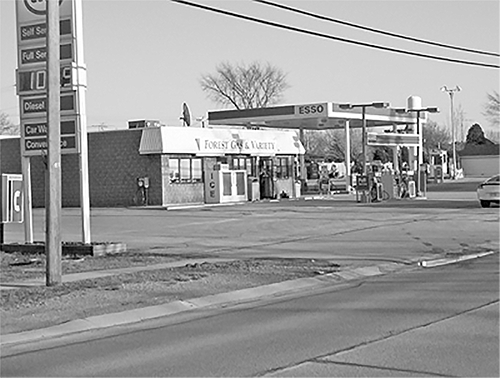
[0,129,162,207]
[0,138,22,174]
[87,129,162,207]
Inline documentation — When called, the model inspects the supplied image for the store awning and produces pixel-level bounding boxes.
[139,126,305,156]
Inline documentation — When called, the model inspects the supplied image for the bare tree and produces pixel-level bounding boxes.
[200,61,289,109]
[303,129,362,163]
[0,113,19,135]
[423,120,450,152]
[483,91,499,127]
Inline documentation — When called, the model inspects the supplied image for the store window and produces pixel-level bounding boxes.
[275,157,290,179]
[230,156,247,170]
[169,157,203,183]
[229,156,257,177]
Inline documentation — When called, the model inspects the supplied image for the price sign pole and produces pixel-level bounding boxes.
[46,0,62,285]
[15,0,91,285]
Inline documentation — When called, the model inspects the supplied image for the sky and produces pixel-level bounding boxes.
[1,0,499,139]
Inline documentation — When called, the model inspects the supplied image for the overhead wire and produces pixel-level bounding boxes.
[171,0,499,69]
[254,0,500,58]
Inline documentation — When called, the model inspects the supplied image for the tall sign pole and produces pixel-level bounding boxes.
[73,0,91,243]
[15,0,91,268]
[441,86,461,180]
[46,0,62,285]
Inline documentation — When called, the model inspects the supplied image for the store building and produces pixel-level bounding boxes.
[459,144,500,178]
[0,125,305,208]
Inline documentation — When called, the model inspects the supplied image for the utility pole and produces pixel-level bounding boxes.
[441,85,461,180]
[46,0,62,285]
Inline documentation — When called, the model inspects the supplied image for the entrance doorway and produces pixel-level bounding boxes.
[259,158,274,199]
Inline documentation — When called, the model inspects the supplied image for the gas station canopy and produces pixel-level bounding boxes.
[208,102,421,130]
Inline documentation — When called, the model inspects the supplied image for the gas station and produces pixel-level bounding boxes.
[208,98,438,202]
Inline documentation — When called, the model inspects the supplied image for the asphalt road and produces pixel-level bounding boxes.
[1,253,498,377]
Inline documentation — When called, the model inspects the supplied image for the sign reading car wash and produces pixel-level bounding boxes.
[1,174,24,224]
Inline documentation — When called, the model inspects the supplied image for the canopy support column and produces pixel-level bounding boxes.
[344,120,351,192]
[299,128,306,184]
[392,123,399,173]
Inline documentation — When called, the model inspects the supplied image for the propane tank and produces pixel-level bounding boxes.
[407,96,422,111]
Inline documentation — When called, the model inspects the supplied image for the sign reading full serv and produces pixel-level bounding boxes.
[1,174,24,224]
[294,103,328,118]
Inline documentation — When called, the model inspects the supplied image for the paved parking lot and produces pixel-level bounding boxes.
[3,179,498,266]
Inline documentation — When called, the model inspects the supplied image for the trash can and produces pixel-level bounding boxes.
[408,180,416,198]
[295,180,301,198]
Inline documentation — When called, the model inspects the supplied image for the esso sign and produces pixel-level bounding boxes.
[23,0,64,16]
[16,0,70,24]
[295,104,326,117]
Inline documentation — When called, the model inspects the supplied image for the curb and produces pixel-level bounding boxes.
[418,251,496,268]
[0,261,406,347]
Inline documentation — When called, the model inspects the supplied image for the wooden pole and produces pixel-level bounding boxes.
[22,156,33,243]
[46,0,62,286]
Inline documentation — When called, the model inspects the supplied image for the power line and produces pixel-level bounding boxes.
[171,0,499,69]
[254,0,500,58]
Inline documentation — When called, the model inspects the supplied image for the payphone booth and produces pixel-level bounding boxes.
[204,163,248,204]
[1,174,24,244]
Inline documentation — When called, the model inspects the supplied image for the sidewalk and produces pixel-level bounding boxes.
[0,257,236,289]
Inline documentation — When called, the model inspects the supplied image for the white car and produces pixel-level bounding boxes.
[477,174,500,208]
